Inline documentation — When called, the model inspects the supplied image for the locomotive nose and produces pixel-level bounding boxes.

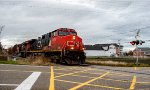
[67,36,76,46]
[66,35,80,50]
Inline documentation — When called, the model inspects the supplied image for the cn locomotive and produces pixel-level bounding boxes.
[11,28,86,65]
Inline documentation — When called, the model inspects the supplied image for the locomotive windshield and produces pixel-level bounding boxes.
[70,31,77,35]
[58,29,77,36]
[59,30,69,36]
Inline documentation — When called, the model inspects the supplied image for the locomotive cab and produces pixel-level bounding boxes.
[50,28,84,51]
[50,28,86,64]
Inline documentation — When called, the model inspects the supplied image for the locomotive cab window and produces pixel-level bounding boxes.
[59,30,69,36]
[70,31,77,35]
[49,33,51,37]
[42,35,45,39]
[52,31,57,37]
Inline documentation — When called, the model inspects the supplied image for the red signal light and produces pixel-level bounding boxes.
[130,41,136,45]
[130,40,145,45]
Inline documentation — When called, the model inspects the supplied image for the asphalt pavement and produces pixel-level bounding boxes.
[0,64,150,90]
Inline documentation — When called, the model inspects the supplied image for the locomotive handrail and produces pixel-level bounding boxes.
[61,41,67,56]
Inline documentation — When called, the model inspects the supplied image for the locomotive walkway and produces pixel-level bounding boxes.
[0,64,150,90]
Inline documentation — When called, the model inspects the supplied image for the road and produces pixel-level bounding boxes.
[0,64,150,90]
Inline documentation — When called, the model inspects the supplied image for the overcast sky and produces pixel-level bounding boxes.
[0,0,150,51]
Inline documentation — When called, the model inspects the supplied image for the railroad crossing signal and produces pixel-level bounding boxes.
[139,40,145,45]
[130,41,136,45]
[130,40,145,45]
[130,27,149,66]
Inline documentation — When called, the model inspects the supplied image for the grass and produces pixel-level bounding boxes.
[0,60,17,64]
[0,56,54,66]
[86,56,150,67]
[0,56,150,67]
[16,56,54,66]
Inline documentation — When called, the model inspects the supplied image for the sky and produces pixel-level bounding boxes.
[0,0,150,51]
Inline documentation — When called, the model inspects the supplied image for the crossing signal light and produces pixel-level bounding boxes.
[130,40,145,45]
[130,41,136,45]
[136,40,139,45]
[139,40,145,45]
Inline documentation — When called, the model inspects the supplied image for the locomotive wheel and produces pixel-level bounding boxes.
[64,58,73,65]
[50,56,56,63]
[74,53,85,65]
[79,55,86,64]
[63,52,85,65]
[21,52,27,58]
[50,55,60,64]
[56,59,60,64]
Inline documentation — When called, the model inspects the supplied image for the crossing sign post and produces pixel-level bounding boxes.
[130,30,145,66]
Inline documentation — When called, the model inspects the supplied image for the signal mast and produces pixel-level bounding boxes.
[0,25,5,41]
[130,29,145,65]
[0,25,5,51]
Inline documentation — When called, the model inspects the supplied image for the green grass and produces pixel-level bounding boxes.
[0,56,53,66]
[86,57,150,67]
[0,56,150,67]
[0,60,17,64]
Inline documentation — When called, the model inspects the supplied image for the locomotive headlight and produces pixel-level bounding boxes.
[73,36,76,40]
[82,48,85,50]
[71,47,74,50]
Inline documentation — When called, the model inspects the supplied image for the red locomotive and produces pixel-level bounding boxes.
[11,28,86,65]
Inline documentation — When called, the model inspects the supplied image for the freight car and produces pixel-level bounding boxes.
[12,28,86,65]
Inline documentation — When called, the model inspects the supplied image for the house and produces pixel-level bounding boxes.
[84,43,123,57]
[133,47,150,58]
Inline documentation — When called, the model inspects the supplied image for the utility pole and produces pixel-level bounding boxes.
[135,29,140,65]
[118,39,121,57]
[130,30,145,65]
[0,25,5,42]
[135,35,139,65]
[0,25,5,51]
[129,27,148,65]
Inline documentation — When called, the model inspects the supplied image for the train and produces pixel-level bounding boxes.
[9,28,86,65]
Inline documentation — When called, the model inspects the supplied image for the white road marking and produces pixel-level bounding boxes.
[15,72,41,90]
[0,84,19,86]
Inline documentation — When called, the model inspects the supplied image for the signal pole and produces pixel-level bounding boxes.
[0,25,5,41]
[0,25,5,51]
[118,39,121,57]
[135,29,140,65]
[135,37,139,65]
[130,27,147,65]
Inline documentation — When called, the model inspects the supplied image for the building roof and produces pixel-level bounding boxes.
[95,43,123,47]
[85,43,123,50]
[84,45,103,50]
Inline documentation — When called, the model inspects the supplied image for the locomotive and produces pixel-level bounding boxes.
[11,28,86,65]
